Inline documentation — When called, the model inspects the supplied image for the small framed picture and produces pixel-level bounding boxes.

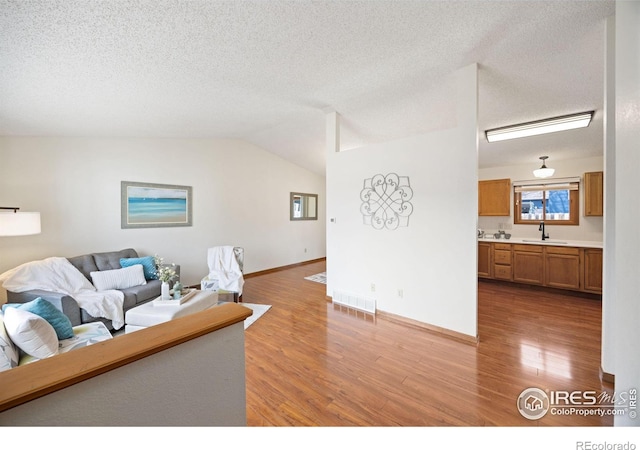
[121,181,192,229]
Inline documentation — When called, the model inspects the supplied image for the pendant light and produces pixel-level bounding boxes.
[533,156,555,178]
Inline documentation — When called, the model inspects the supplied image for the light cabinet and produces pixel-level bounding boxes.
[583,248,603,294]
[493,243,512,280]
[478,242,492,278]
[512,244,544,285]
[479,179,511,216]
[584,171,603,216]
[544,246,581,290]
[477,242,602,295]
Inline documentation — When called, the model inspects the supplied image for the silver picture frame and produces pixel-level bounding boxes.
[121,181,192,229]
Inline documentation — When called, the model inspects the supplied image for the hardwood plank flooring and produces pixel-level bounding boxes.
[241,260,612,426]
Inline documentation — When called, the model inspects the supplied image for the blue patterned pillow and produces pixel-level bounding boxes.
[120,256,157,280]
[2,297,74,340]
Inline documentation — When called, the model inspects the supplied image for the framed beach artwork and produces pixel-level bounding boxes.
[121,181,192,229]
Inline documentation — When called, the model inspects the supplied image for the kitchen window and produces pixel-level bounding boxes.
[513,178,580,225]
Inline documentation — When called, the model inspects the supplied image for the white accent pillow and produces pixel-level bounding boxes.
[0,312,20,372]
[90,264,147,291]
[3,308,59,360]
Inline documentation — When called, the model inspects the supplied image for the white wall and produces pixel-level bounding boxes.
[326,64,478,338]
[0,137,326,301]
[611,0,640,427]
[478,156,604,242]
[601,13,617,383]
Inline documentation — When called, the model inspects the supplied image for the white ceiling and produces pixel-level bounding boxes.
[0,0,615,175]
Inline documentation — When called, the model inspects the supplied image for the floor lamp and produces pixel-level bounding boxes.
[0,207,41,236]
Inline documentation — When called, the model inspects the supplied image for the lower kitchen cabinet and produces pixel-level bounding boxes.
[478,242,492,278]
[478,242,602,294]
[584,248,603,294]
[544,246,581,290]
[512,244,544,285]
[493,243,512,281]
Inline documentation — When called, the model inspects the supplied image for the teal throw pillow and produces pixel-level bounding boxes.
[120,256,157,280]
[2,297,74,340]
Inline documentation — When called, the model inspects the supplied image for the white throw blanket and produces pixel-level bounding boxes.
[207,246,244,294]
[0,257,125,330]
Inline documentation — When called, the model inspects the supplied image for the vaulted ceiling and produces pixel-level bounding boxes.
[0,0,615,175]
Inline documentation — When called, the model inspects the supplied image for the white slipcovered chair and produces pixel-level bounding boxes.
[201,246,244,302]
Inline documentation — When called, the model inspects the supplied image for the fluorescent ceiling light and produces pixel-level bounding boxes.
[485,111,594,142]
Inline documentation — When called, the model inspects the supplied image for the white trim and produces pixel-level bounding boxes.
[514,177,580,193]
[513,176,580,186]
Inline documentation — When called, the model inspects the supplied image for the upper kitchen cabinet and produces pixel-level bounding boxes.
[479,178,511,216]
[584,171,603,216]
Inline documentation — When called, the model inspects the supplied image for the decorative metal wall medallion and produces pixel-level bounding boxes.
[360,173,413,230]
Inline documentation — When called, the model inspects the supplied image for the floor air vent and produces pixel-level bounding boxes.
[331,290,376,314]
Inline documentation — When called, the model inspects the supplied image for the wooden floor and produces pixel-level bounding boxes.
[241,260,613,426]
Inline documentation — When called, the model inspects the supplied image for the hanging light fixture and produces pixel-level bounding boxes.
[485,111,594,142]
[0,207,41,236]
[533,156,555,178]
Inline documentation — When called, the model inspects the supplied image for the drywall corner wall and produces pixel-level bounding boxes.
[0,137,326,301]
[612,0,640,427]
[601,12,616,380]
[326,64,478,338]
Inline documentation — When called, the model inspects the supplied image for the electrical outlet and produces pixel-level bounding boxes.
[371,283,376,292]
[398,289,403,298]
[304,248,307,253]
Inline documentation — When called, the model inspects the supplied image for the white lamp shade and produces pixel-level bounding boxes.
[0,212,41,236]
[533,167,555,178]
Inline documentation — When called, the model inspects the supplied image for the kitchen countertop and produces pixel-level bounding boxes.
[478,236,603,249]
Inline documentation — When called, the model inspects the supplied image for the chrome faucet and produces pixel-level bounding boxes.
[539,221,549,240]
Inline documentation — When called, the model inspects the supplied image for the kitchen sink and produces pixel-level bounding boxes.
[522,239,568,245]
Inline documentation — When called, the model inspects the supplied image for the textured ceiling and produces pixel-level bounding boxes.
[0,0,615,174]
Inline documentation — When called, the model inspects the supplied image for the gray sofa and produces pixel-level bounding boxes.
[6,248,179,330]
